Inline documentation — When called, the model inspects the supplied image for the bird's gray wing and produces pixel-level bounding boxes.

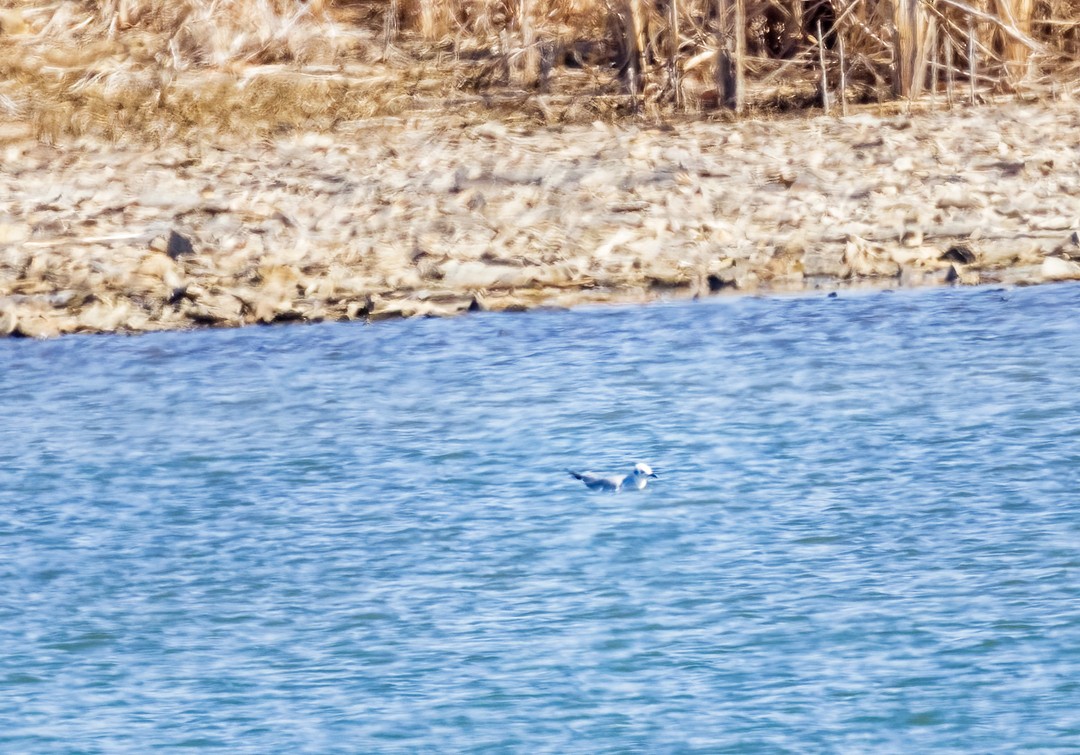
[568,470,619,491]
[588,475,621,491]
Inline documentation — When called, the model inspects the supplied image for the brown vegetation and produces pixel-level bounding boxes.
[0,0,1077,141]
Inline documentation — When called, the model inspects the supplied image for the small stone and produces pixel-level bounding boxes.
[345,299,369,319]
[251,295,286,323]
[0,222,29,245]
[0,306,16,335]
[941,245,976,265]
[165,230,195,259]
[438,260,520,290]
[900,227,923,247]
[802,248,845,278]
[707,272,735,292]
[473,122,508,140]
[935,187,985,210]
[368,296,416,320]
[891,246,940,266]
[1054,230,1080,259]
[185,291,243,324]
[1040,256,1080,281]
[1033,216,1075,231]
[258,264,301,293]
[422,297,474,317]
[945,264,980,285]
[78,300,132,332]
[138,253,184,289]
[708,262,760,291]
[15,314,61,339]
[842,236,901,278]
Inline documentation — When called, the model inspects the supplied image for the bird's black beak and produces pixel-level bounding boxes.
[649,473,659,478]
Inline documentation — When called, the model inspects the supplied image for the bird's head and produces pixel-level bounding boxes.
[633,463,658,479]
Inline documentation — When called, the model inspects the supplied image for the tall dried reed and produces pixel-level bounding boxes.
[0,0,1075,142]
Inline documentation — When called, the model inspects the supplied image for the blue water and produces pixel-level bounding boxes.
[3,283,1080,751]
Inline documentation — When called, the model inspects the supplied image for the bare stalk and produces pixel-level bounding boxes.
[893,0,918,96]
[419,0,445,41]
[520,0,539,87]
[734,0,745,112]
[383,0,399,52]
[929,16,939,106]
[936,0,1042,51]
[620,0,647,102]
[714,0,735,109]
[968,20,977,104]
[946,33,955,106]
[539,39,554,94]
[631,0,647,94]
[839,27,848,116]
[669,0,683,108]
[818,19,829,113]
[996,0,1034,84]
[788,0,805,57]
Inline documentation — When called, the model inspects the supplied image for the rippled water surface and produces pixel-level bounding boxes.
[3,283,1080,751]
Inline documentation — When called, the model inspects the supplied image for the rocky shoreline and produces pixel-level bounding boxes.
[2,99,1080,338]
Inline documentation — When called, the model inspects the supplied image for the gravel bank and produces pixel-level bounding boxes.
[2,99,1079,338]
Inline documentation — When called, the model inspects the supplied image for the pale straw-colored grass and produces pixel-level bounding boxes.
[0,0,1077,142]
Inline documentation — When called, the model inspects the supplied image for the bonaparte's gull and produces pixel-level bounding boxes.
[567,462,658,492]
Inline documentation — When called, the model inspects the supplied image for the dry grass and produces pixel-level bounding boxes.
[0,0,1077,142]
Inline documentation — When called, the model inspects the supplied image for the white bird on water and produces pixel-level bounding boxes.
[566,462,658,492]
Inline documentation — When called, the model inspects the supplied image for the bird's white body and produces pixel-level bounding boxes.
[567,463,658,492]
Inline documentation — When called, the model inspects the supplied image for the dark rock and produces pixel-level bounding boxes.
[942,264,979,285]
[1062,231,1080,260]
[707,272,737,293]
[941,245,976,264]
[166,230,195,259]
